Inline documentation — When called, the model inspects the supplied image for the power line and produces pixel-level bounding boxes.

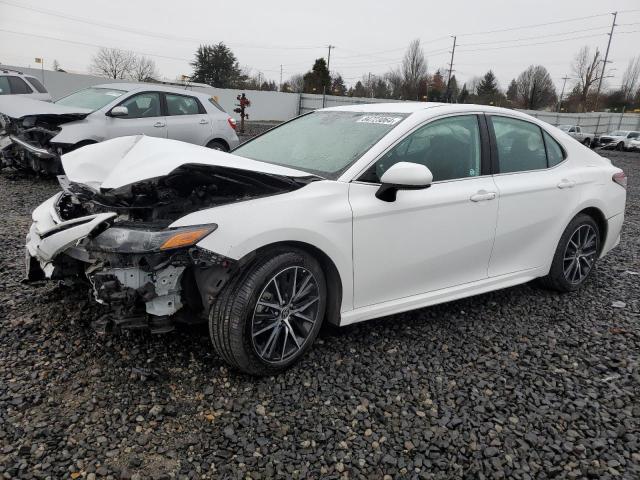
[458,25,611,46]
[457,32,608,53]
[0,0,325,51]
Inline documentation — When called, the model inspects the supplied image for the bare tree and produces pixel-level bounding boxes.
[399,39,428,100]
[621,55,640,102]
[52,59,61,71]
[571,46,601,111]
[516,65,557,110]
[286,74,304,93]
[90,47,135,79]
[129,55,158,82]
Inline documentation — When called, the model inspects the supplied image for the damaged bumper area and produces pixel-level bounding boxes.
[25,135,316,333]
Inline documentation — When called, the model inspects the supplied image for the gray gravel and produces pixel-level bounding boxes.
[1,151,639,479]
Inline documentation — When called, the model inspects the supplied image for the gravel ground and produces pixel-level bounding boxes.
[0,151,639,480]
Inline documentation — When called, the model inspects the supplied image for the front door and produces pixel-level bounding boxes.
[106,91,167,140]
[349,114,499,309]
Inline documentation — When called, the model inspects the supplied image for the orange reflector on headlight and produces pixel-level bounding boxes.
[160,228,212,250]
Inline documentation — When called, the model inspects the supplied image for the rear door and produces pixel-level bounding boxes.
[487,115,581,277]
[105,91,167,140]
[164,93,212,146]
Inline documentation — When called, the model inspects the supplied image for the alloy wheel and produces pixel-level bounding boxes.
[563,224,598,284]
[251,266,321,363]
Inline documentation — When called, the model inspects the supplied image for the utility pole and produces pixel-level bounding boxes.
[279,65,283,91]
[594,11,617,111]
[446,36,457,102]
[557,75,571,112]
[368,72,372,98]
[322,44,334,107]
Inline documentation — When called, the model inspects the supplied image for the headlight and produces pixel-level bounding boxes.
[90,224,217,253]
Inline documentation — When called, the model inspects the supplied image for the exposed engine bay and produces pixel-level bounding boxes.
[25,136,317,333]
[0,111,87,174]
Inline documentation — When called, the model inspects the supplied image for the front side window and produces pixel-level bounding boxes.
[166,94,200,115]
[491,116,547,173]
[0,76,9,95]
[233,111,408,178]
[8,76,33,94]
[56,87,126,110]
[359,115,482,183]
[26,77,47,93]
[118,92,161,118]
[628,132,639,139]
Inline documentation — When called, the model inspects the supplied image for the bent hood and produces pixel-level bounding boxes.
[62,135,314,190]
[0,95,91,122]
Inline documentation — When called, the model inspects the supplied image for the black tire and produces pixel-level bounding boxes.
[209,249,327,375]
[617,142,625,151]
[538,213,600,292]
[206,140,229,152]
[583,138,591,147]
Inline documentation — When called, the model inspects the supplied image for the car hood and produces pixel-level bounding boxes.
[61,135,315,190]
[0,95,92,122]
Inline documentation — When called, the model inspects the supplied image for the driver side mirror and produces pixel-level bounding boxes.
[109,106,129,117]
[375,162,433,202]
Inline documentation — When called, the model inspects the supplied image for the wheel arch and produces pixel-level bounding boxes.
[249,241,343,326]
[577,206,608,255]
[206,138,230,150]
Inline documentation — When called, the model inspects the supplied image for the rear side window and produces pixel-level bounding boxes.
[166,94,201,115]
[25,77,47,93]
[491,116,547,173]
[0,76,9,95]
[8,76,33,94]
[543,131,565,167]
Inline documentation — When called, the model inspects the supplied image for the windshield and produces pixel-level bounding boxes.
[609,130,629,136]
[232,111,408,178]
[55,87,126,110]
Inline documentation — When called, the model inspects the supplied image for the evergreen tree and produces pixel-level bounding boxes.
[331,74,347,96]
[352,81,368,97]
[476,70,502,105]
[303,58,331,94]
[447,75,459,102]
[459,83,470,103]
[506,79,518,104]
[190,43,246,88]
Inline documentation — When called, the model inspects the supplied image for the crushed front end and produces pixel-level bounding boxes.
[24,136,314,333]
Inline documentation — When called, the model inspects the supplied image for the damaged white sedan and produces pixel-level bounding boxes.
[26,103,627,375]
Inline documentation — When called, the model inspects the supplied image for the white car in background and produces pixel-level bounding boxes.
[557,125,594,147]
[0,68,52,102]
[0,83,239,173]
[25,103,626,375]
[598,130,640,151]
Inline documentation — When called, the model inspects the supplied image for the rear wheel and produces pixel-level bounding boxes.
[617,142,625,151]
[209,249,326,375]
[583,138,591,147]
[206,140,229,152]
[539,214,600,292]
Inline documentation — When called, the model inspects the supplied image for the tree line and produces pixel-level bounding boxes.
[89,41,640,113]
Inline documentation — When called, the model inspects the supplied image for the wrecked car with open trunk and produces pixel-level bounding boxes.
[25,105,626,375]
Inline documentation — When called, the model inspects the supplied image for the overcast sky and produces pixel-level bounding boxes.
[0,0,638,92]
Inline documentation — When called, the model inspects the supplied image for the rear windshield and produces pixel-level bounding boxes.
[56,87,126,110]
[233,111,408,178]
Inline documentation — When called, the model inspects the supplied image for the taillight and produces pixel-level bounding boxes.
[227,118,237,131]
[612,171,627,189]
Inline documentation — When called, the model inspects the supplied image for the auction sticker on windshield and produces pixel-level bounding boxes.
[356,115,403,125]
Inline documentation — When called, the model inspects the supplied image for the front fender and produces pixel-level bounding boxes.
[170,180,355,312]
[51,118,104,145]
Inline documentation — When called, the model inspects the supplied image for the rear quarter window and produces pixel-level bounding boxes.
[543,131,566,167]
[25,77,48,93]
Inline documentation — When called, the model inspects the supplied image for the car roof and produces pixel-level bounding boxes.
[92,82,213,98]
[320,102,536,119]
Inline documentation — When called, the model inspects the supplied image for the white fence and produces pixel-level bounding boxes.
[3,64,640,130]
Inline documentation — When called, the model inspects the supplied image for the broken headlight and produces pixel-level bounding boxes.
[90,224,217,253]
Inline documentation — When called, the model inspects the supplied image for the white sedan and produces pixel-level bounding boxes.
[25,103,627,375]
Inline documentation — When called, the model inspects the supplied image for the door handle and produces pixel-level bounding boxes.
[557,179,576,189]
[153,121,165,128]
[199,119,209,124]
[470,190,496,202]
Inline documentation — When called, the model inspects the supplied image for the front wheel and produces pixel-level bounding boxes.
[583,138,591,147]
[617,142,625,151]
[539,214,600,292]
[209,249,327,375]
